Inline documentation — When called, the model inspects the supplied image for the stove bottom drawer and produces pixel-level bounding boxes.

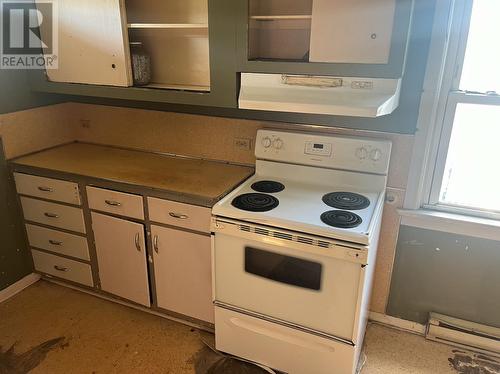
[215,307,357,374]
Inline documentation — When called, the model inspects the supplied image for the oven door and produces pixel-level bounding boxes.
[213,222,365,341]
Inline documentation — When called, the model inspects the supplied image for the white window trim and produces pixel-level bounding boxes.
[402,0,500,237]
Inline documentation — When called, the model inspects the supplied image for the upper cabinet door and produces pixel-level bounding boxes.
[39,0,132,86]
[239,0,413,78]
[309,0,396,64]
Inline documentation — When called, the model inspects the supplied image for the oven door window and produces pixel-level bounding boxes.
[244,247,322,291]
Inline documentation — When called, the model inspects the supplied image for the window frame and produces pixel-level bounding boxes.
[414,0,500,221]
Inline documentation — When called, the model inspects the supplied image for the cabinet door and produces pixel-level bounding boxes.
[310,0,396,64]
[38,0,132,86]
[92,212,150,307]
[237,0,412,78]
[152,225,213,323]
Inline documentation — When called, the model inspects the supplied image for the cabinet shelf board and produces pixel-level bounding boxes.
[143,83,210,92]
[250,15,312,21]
[128,23,209,29]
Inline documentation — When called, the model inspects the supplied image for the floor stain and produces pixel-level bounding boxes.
[449,350,500,374]
[189,331,274,374]
[192,346,270,374]
[0,337,66,374]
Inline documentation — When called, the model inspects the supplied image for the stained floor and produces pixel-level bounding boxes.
[0,281,492,374]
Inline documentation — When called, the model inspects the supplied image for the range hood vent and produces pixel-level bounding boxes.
[238,73,402,118]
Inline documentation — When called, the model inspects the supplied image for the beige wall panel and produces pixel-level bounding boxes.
[72,104,260,165]
[370,187,405,313]
[0,104,76,160]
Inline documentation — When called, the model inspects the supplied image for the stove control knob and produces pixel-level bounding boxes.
[370,148,382,161]
[261,137,272,148]
[355,147,368,160]
[273,138,284,150]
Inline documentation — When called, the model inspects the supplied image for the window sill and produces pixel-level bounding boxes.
[398,208,500,241]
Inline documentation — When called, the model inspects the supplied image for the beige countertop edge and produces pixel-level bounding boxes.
[9,162,255,209]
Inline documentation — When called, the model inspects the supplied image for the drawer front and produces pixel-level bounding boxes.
[87,186,144,220]
[14,172,81,205]
[148,197,211,233]
[26,224,90,261]
[20,197,86,233]
[32,249,93,287]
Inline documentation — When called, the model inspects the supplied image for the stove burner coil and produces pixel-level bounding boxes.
[320,210,363,229]
[231,193,279,212]
[322,192,370,210]
[251,180,285,193]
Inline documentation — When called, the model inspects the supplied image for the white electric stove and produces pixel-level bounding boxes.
[211,130,392,374]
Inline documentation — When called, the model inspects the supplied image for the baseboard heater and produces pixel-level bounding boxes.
[426,312,500,357]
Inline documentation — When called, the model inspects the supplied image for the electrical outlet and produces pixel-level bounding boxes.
[234,137,252,151]
[80,119,91,128]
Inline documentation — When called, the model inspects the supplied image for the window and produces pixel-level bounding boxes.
[427,0,500,218]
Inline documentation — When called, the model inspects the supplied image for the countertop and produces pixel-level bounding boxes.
[11,142,255,206]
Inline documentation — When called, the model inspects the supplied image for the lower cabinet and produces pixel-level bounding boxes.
[92,212,150,307]
[151,225,214,323]
[32,249,94,287]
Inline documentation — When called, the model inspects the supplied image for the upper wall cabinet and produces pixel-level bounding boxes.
[238,0,413,78]
[42,0,133,87]
[32,0,237,107]
[126,0,211,91]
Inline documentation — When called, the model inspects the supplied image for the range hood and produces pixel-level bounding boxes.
[238,73,402,118]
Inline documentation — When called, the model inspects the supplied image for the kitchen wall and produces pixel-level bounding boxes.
[387,225,500,328]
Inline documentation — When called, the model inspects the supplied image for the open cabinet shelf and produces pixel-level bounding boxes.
[125,0,211,91]
[128,23,208,29]
[143,83,210,92]
[248,0,313,61]
[250,15,312,20]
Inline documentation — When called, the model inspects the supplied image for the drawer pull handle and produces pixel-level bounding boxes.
[153,235,159,254]
[105,200,122,207]
[54,265,68,272]
[169,212,188,220]
[44,212,59,218]
[135,233,141,252]
[49,240,63,246]
[38,186,53,192]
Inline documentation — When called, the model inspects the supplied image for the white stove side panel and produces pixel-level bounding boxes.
[255,129,392,175]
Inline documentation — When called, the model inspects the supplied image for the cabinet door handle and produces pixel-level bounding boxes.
[135,233,141,252]
[49,239,63,246]
[153,235,159,254]
[105,200,121,207]
[169,212,188,220]
[54,265,68,272]
[44,212,59,218]
[38,186,53,192]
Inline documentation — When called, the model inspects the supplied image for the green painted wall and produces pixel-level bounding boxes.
[0,139,32,290]
[0,69,63,115]
[387,225,500,328]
